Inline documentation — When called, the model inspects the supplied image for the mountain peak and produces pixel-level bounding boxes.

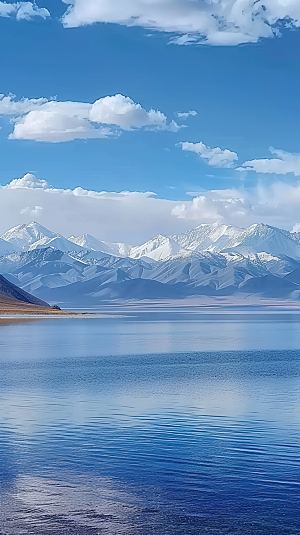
[1,221,58,250]
[130,234,184,261]
[68,233,129,257]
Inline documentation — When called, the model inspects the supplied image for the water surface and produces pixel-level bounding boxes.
[1,312,300,534]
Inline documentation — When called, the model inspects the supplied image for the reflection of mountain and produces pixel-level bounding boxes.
[2,221,300,304]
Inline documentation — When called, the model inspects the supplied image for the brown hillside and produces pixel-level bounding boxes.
[0,294,71,315]
[0,273,70,315]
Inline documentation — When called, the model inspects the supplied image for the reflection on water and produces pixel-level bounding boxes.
[3,474,142,534]
[1,315,300,533]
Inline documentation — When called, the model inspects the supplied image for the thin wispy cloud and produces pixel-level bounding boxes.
[177,111,197,119]
[238,148,300,176]
[179,141,238,168]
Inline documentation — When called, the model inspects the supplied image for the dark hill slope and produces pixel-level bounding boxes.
[0,274,50,307]
[0,273,74,315]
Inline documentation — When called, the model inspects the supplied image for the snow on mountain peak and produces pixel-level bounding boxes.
[68,234,108,251]
[222,222,300,258]
[2,220,300,264]
[28,235,84,253]
[1,221,58,250]
[0,238,22,255]
[129,234,186,261]
[68,234,131,257]
[171,222,243,253]
[3,220,300,303]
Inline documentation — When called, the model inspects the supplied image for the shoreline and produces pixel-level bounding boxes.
[0,313,124,320]
[2,296,300,321]
[63,297,300,315]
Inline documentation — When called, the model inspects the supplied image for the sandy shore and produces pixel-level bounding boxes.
[0,293,77,316]
[0,296,125,321]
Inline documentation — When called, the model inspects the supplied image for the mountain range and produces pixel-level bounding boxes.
[1,221,300,305]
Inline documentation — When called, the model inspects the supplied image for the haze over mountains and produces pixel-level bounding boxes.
[1,221,300,305]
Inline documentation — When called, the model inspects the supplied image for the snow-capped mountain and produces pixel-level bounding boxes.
[130,235,186,261]
[0,238,21,256]
[132,222,300,261]
[1,222,57,250]
[171,222,300,258]
[2,220,300,303]
[221,223,300,258]
[4,221,300,262]
[68,234,131,257]
[28,235,84,253]
[171,223,242,253]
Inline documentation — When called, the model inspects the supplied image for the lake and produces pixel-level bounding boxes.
[1,309,300,534]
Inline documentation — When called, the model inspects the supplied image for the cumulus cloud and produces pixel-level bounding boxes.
[20,205,43,216]
[171,181,300,230]
[172,192,252,222]
[239,148,300,176]
[90,95,176,131]
[2,173,300,242]
[177,110,197,119]
[0,1,49,20]
[10,106,112,142]
[180,141,238,168]
[61,0,300,46]
[7,173,52,190]
[0,174,188,242]
[0,94,180,142]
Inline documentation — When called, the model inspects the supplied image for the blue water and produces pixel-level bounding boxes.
[1,312,300,534]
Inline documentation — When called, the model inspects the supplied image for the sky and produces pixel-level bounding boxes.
[1,0,300,243]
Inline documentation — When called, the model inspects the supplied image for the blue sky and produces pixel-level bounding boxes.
[1,1,300,242]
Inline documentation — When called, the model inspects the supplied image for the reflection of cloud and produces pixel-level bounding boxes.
[183,381,246,418]
[5,474,142,534]
[0,392,55,436]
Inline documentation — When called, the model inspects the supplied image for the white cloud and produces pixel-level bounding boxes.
[239,148,300,176]
[20,205,43,216]
[2,173,300,242]
[0,95,67,115]
[6,173,51,190]
[171,181,300,230]
[0,174,189,242]
[180,141,238,168]
[0,1,49,20]
[10,107,112,143]
[172,193,252,222]
[61,0,300,46]
[0,94,180,142]
[90,94,173,131]
[177,110,197,119]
